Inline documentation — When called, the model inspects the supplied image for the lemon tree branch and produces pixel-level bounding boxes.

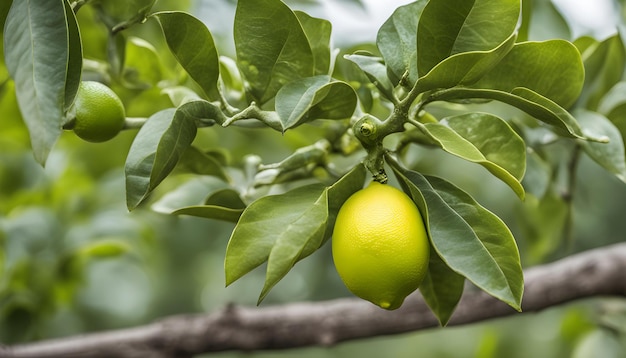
[2,243,626,358]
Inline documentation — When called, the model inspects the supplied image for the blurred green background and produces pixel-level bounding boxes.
[1,0,626,356]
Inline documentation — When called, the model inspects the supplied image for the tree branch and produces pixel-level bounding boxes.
[2,243,626,358]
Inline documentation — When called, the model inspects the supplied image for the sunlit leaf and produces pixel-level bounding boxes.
[417,0,520,76]
[414,113,525,199]
[471,40,584,108]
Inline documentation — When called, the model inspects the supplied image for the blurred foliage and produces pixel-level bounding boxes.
[1,0,626,357]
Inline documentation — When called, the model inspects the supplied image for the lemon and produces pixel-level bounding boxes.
[70,81,125,143]
[332,181,430,310]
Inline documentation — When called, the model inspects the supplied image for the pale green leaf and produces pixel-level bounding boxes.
[575,109,626,182]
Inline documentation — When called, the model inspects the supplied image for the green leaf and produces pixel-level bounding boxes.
[427,87,594,140]
[390,161,523,311]
[344,53,396,101]
[414,33,516,94]
[444,113,526,180]
[418,246,465,326]
[575,109,626,182]
[176,146,229,181]
[126,101,219,209]
[295,11,331,76]
[599,82,626,146]
[377,0,426,86]
[323,164,367,244]
[522,149,552,198]
[415,113,525,199]
[234,0,314,104]
[275,76,357,131]
[77,239,131,259]
[224,184,328,304]
[519,0,570,42]
[124,37,163,87]
[576,34,626,111]
[64,0,82,112]
[4,0,73,164]
[153,11,220,99]
[471,40,585,108]
[417,0,520,76]
[151,177,245,223]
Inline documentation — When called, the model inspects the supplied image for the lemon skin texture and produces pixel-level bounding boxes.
[72,81,125,143]
[332,181,430,310]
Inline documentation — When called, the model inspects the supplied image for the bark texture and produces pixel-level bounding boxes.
[1,243,625,358]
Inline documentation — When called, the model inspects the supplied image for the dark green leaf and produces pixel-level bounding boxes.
[177,146,229,181]
[389,159,522,311]
[377,1,426,85]
[224,184,328,304]
[575,109,626,182]
[295,11,331,76]
[275,76,357,131]
[344,53,396,101]
[471,40,584,108]
[414,33,516,93]
[153,11,220,99]
[234,0,314,104]
[417,0,520,76]
[419,246,465,326]
[64,0,82,112]
[4,0,71,164]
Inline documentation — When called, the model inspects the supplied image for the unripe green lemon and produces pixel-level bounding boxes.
[332,181,430,310]
[71,81,125,143]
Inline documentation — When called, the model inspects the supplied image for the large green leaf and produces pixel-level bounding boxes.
[390,160,522,311]
[234,0,314,104]
[377,0,427,86]
[471,40,584,108]
[575,109,626,182]
[576,34,626,111]
[418,246,465,326]
[224,184,328,303]
[153,11,220,99]
[427,87,595,140]
[126,101,222,209]
[417,0,520,76]
[64,0,82,112]
[599,82,626,147]
[275,76,357,131]
[414,33,516,93]
[295,11,331,76]
[413,113,525,199]
[4,0,79,164]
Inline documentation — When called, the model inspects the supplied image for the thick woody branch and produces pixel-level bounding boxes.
[2,243,626,358]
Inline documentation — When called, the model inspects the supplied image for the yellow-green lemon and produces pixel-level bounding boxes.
[71,81,125,143]
[332,181,430,310]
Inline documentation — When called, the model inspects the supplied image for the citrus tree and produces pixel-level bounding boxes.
[2,0,626,356]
